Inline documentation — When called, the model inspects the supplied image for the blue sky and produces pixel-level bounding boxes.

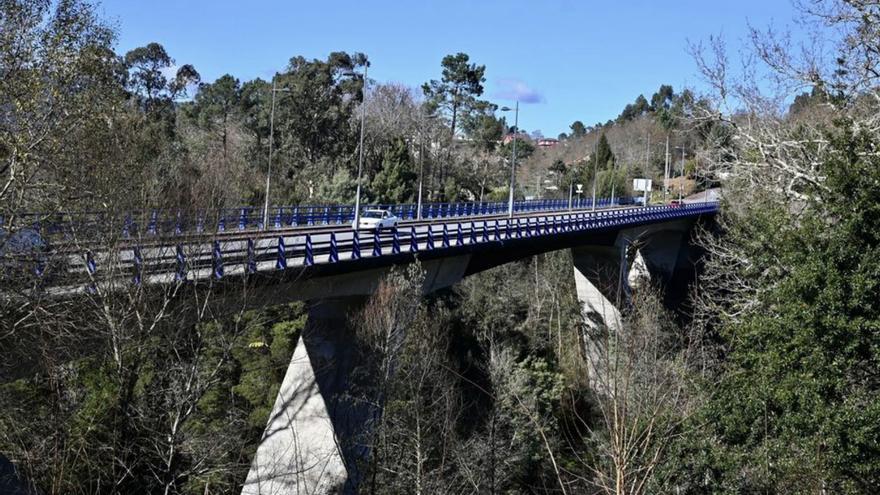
[98,0,801,136]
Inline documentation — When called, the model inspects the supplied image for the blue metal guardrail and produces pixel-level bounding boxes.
[51,202,717,290]
[4,197,630,238]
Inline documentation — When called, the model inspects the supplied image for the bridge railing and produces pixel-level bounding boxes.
[5,197,631,240]
[36,202,718,291]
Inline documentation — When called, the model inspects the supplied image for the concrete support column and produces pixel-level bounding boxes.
[571,243,629,331]
[571,243,629,390]
[243,296,367,495]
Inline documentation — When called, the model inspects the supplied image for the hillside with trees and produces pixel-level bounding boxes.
[2,0,880,494]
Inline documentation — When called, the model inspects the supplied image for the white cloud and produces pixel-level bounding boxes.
[493,78,545,104]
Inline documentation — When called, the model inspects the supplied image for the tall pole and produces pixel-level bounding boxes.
[664,135,670,202]
[353,64,368,229]
[263,79,278,229]
[568,182,573,210]
[591,138,598,211]
[417,132,425,220]
[644,133,650,206]
[609,154,617,207]
[679,147,685,202]
[507,100,519,218]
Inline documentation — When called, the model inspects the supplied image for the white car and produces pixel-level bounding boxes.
[353,209,399,230]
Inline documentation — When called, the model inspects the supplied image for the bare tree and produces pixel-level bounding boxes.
[570,290,700,495]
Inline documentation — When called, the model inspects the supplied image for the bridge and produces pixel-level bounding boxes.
[4,197,718,494]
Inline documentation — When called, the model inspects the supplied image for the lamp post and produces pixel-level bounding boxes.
[500,101,519,218]
[351,64,369,229]
[416,111,437,220]
[609,155,618,207]
[644,133,651,206]
[263,80,290,229]
[679,146,685,202]
[664,135,670,202]
[591,138,598,211]
[417,135,425,220]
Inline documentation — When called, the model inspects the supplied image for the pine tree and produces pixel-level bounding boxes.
[595,133,615,170]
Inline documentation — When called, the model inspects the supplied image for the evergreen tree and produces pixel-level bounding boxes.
[595,133,615,170]
[570,120,587,138]
[668,121,880,493]
[650,84,675,111]
[421,52,489,140]
[370,138,417,204]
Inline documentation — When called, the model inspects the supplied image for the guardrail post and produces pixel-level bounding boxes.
[275,208,283,228]
[247,238,256,274]
[372,230,382,257]
[481,222,489,242]
[426,226,435,250]
[442,224,450,248]
[329,233,339,263]
[410,226,419,252]
[304,234,314,266]
[352,232,361,260]
[239,208,247,230]
[392,228,401,254]
[456,223,464,246]
[493,220,500,241]
[175,244,187,281]
[515,218,522,238]
[123,214,133,237]
[276,236,287,270]
[218,214,226,232]
[148,210,158,235]
[85,250,97,293]
[212,241,223,279]
[131,246,143,285]
[468,222,477,244]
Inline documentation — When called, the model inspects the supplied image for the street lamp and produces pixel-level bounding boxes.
[500,101,519,218]
[591,138,598,211]
[416,111,437,220]
[263,80,290,229]
[345,63,369,229]
[643,132,651,206]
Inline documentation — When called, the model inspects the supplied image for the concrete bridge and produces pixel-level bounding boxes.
[12,199,718,494]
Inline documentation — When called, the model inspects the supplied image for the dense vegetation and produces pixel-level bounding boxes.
[2,0,880,493]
